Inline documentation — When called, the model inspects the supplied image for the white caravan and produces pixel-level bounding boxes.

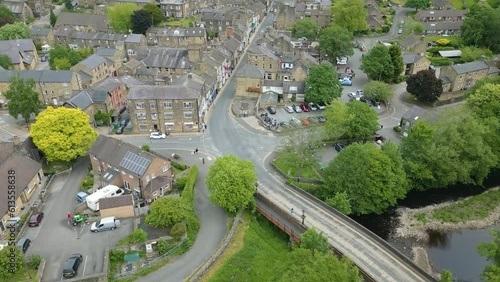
[85,185,124,211]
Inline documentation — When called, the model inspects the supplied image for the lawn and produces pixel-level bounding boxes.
[273,156,321,179]
[162,17,196,28]
[208,214,290,282]
[425,36,462,48]
[449,0,475,9]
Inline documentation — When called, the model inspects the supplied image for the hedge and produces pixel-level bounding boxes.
[180,166,200,246]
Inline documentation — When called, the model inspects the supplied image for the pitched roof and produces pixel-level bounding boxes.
[99,194,134,210]
[65,89,94,109]
[283,81,305,94]
[30,26,52,37]
[0,142,15,164]
[0,70,74,83]
[248,44,279,61]
[79,54,110,69]
[416,10,466,20]
[0,39,35,52]
[55,12,108,32]
[136,47,191,69]
[128,84,201,100]
[235,64,263,78]
[398,35,422,48]
[451,61,490,74]
[96,48,117,57]
[144,176,171,194]
[402,52,424,64]
[422,21,462,31]
[153,27,206,37]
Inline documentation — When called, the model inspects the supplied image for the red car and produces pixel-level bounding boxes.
[300,103,310,112]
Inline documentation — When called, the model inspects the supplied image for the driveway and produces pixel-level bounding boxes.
[25,157,133,281]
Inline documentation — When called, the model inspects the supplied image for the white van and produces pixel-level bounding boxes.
[90,217,119,232]
[86,185,124,211]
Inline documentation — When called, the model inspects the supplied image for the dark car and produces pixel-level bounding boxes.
[267,106,276,114]
[116,126,124,134]
[63,253,83,278]
[360,96,371,104]
[371,99,381,107]
[334,143,345,152]
[119,118,129,127]
[28,212,44,227]
[16,238,31,254]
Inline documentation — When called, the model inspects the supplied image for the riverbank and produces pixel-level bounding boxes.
[395,187,500,242]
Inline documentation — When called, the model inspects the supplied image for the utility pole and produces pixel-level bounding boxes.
[301,209,306,225]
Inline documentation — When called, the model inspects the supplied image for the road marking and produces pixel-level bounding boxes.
[82,255,88,276]
[207,156,212,161]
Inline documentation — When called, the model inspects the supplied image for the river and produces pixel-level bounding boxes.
[352,170,500,281]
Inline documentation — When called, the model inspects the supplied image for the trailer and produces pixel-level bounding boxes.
[86,185,124,211]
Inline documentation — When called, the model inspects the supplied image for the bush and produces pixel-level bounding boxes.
[170,222,186,242]
[428,57,454,66]
[79,172,93,191]
[117,228,148,246]
[156,239,171,255]
[436,38,450,46]
[25,18,35,24]
[94,110,113,126]
[110,249,125,263]
[394,75,406,83]
[175,176,188,190]
[181,166,200,244]
[393,126,401,133]
[427,46,455,54]
[171,162,187,171]
[28,254,41,269]
[141,144,150,152]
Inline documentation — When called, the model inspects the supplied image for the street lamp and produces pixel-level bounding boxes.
[301,209,306,225]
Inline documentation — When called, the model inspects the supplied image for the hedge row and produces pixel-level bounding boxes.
[180,166,200,245]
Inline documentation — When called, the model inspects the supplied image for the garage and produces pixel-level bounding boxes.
[99,194,135,218]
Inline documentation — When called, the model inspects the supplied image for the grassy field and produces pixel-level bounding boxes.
[273,157,322,179]
[162,17,196,27]
[449,0,476,9]
[206,213,290,282]
[424,36,462,47]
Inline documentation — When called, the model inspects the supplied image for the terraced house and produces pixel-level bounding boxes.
[71,54,120,88]
[146,27,207,48]
[0,39,38,70]
[247,44,280,80]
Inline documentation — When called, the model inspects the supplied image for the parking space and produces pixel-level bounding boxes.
[267,104,327,129]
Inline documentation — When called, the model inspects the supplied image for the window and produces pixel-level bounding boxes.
[40,82,45,86]
[459,75,463,80]
[151,113,158,120]
[269,64,272,69]
[163,102,172,109]
[184,111,193,119]
[165,122,174,131]
[63,83,68,87]
[136,113,146,120]
[146,175,150,182]
[262,64,265,69]
[267,73,272,79]
[139,124,148,131]
[256,83,260,87]
[183,102,192,109]
[150,103,156,109]
[262,57,265,62]
[184,122,193,129]
[162,165,168,172]
[136,102,145,109]
[64,90,70,95]
[164,112,173,119]
[43,90,47,95]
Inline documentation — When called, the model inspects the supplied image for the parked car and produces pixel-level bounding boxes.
[284,105,294,113]
[63,253,83,278]
[149,132,166,139]
[356,90,364,96]
[290,117,301,126]
[308,102,317,111]
[334,143,345,152]
[398,28,403,34]
[348,92,356,99]
[119,118,129,127]
[293,104,302,113]
[339,73,352,80]
[336,57,348,65]
[28,212,44,227]
[340,78,352,86]
[116,126,124,135]
[360,96,371,104]
[317,116,326,123]
[41,55,48,62]
[76,191,88,203]
[316,102,326,110]
[16,238,31,254]
[300,103,310,112]
[267,106,277,114]
[371,99,381,107]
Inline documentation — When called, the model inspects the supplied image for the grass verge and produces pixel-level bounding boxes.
[273,157,321,179]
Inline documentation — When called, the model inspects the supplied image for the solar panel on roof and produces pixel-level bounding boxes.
[119,151,151,176]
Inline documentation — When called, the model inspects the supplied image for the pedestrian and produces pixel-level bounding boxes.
[67,212,71,219]
[196,148,198,154]
[290,208,294,214]
[204,124,207,130]
[202,158,205,164]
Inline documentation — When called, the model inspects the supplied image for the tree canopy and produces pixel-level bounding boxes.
[318,24,354,61]
[405,0,431,11]
[4,74,43,123]
[206,155,257,213]
[107,3,140,33]
[323,142,408,215]
[325,191,352,215]
[0,22,30,40]
[290,18,319,40]
[461,3,500,53]
[300,228,331,256]
[30,107,98,162]
[49,45,92,70]
[131,9,153,35]
[0,5,15,27]
[0,54,11,70]
[323,100,379,141]
[145,197,190,227]
[389,45,404,82]
[406,70,443,102]
[363,81,394,102]
[50,8,57,28]
[331,0,368,33]
[466,83,500,121]
[143,3,164,26]
[477,229,500,281]
[305,63,343,103]
[360,45,394,82]
[0,247,24,279]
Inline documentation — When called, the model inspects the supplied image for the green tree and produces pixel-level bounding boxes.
[53,57,72,70]
[0,54,11,69]
[489,0,500,8]
[30,107,98,162]
[331,0,368,33]
[300,228,330,256]
[305,63,343,103]
[363,81,394,102]
[129,228,148,243]
[64,0,73,10]
[170,222,186,241]
[0,22,30,40]
[477,229,500,281]
[405,0,431,11]
[107,3,140,33]
[460,46,493,63]
[389,45,404,82]
[325,191,352,215]
[271,249,360,282]
[49,46,92,69]
[131,9,153,35]
[461,3,500,52]
[323,143,408,214]
[145,197,190,227]
[466,83,500,120]
[276,128,323,177]
[440,270,453,282]
[406,70,443,102]
[323,100,379,140]
[141,144,150,152]
[206,155,257,213]
[290,18,319,40]
[318,24,354,62]
[465,76,500,98]
[361,44,394,82]
[0,247,24,279]
[143,3,164,26]
[49,8,57,27]
[4,74,43,124]
[0,5,15,27]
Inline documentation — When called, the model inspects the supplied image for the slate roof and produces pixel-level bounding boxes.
[2,1,24,14]
[283,81,305,94]
[0,70,74,83]
[416,10,466,20]
[144,176,171,194]
[235,64,263,78]
[92,77,123,92]
[66,89,94,109]
[248,44,279,61]
[128,84,201,100]
[79,54,111,69]
[30,27,52,37]
[99,194,134,210]
[154,27,206,37]
[0,39,35,52]
[402,53,425,64]
[398,35,422,48]
[96,48,117,57]
[263,80,283,87]
[136,48,191,69]
[78,71,92,82]
[55,12,108,32]
[451,61,490,74]
[422,21,462,31]
[89,136,165,177]
[223,37,241,54]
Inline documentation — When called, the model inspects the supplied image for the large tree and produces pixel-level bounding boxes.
[466,83,500,121]
[145,197,190,227]
[143,3,164,26]
[323,100,379,141]
[206,155,257,213]
[0,247,24,279]
[131,9,153,35]
[318,24,354,61]
[405,0,431,11]
[0,22,30,40]
[0,4,15,27]
[107,3,140,33]
[363,81,394,102]
[331,0,368,33]
[300,228,331,256]
[360,45,394,82]
[323,143,408,215]
[290,18,319,40]
[48,46,92,70]
[49,8,57,28]
[4,74,43,124]
[389,45,404,82]
[477,229,500,281]
[406,70,443,102]
[461,3,500,52]
[325,191,352,215]
[30,107,98,162]
[0,54,11,69]
[305,63,343,103]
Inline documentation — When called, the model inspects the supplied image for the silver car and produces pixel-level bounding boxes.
[293,104,302,113]
[284,105,294,113]
[308,102,318,111]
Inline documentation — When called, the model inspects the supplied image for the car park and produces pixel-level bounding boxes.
[300,103,310,112]
[116,126,124,134]
[308,102,317,111]
[16,238,31,254]
[290,117,301,126]
[340,78,352,86]
[336,57,348,65]
[356,89,364,96]
[284,105,294,113]
[29,212,44,227]
[63,253,83,278]
[316,102,326,110]
[334,143,345,152]
[149,132,166,139]
[317,116,326,123]
[76,191,88,203]
[267,106,277,114]
[293,104,302,113]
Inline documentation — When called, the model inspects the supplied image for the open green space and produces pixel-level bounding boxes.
[273,156,322,179]
[449,0,476,9]
[208,215,290,282]
[162,17,196,27]
[425,36,462,47]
